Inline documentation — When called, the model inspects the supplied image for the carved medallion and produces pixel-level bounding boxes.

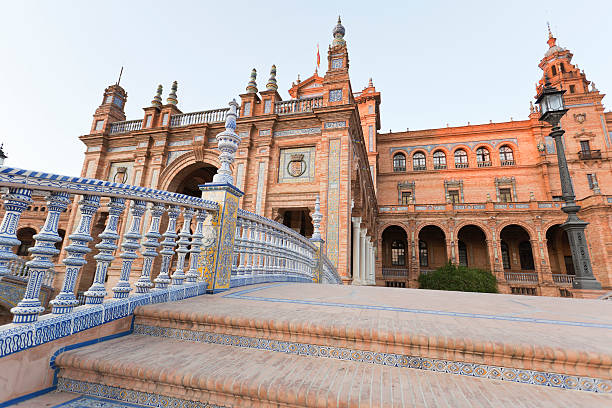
[574,113,586,124]
[287,154,306,177]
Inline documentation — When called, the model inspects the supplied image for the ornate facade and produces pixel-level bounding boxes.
[9,19,612,297]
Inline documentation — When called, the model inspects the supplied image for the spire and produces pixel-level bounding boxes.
[151,84,163,107]
[266,65,278,91]
[332,15,346,46]
[166,81,178,105]
[547,22,557,48]
[212,99,241,185]
[246,68,258,93]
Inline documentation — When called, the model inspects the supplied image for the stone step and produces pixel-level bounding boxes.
[131,283,612,383]
[55,333,612,408]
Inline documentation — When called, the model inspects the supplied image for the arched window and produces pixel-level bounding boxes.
[419,240,428,267]
[391,240,405,266]
[454,149,468,168]
[501,241,510,269]
[519,241,535,270]
[433,150,446,169]
[458,240,468,266]
[560,63,566,73]
[393,153,406,172]
[551,65,557,76]
[499,145,514,165]
[476,147,491,166]
[413,152,426,171]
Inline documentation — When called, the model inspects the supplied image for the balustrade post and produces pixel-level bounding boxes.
[84,197,126,303]
[186,210,206,283]
[0,188,32,277]
[231,218,242,279]
[112,200,146,298]
[236,218,250,283]
[11,192,70,323]
[154,205,180,289]
[171,208,194,286]
[134,203,165,293]
[51,195,101,314]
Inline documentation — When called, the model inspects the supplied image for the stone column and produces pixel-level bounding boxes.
[351,217,361,285]
[359,229,367,284]
[370,239,376,285]
[364,238,371,285]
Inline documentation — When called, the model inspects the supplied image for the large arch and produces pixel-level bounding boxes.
[16,227,37,256]
[164,161,218,197]
[456,224,490,270]
[381,225,408,280]
[499,224,534,271]
[417,225,447,271]
[546,224,573,276]
[158,151,221,194]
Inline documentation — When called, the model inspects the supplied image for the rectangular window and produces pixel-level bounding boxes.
[499,188,513,202]
[368,105,374,114]
[162,113,169,126]
[368,126,374,152]
[145,115,152,128]
[264,100,272,114]
[580,140,590,152]
[391,246,405,266]
[448,189,460,204]
[569,84,576,93]
[587,174,597,189]
[400,191,412,205]
[94,120,104,131]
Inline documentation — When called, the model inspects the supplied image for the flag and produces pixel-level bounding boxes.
[317,44,320,69]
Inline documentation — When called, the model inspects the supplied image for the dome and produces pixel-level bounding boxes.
[332,16,345,46]
[545,45,566,57]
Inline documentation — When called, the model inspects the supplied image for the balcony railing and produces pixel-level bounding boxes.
[170,108,232,127]
[382,267,408,278]
[504,272,539,284]
[477,161,492,168]
[109,119,143,134]
[274,96,323,115]
[552,274,574,285]
[433,163,447,170]
[578,150,601,160]
[455,162,469,168]
[413,165,426,171]
[7,258,55,287]
[500,160,515,166]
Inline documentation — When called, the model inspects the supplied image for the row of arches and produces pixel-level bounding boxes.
[392,145,515,172]
[381,223,573,277]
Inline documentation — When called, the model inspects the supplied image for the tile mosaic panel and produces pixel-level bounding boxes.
[326,139,341,266]
[278,147,316,183]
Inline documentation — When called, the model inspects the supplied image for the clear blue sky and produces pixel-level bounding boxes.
[1,0,611,176]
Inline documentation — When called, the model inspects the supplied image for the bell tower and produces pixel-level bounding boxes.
[90,83,127,134]
[323,16,352,106]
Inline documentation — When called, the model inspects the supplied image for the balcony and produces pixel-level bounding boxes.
[109,119,142,134]
[578,150,601,160]
[504,272,539,284]
[552,274,574,285]
[413,165,427,171]
[455,162,469,168]
[500,160,515,166]
[433,163,447,170]
[274,96,323,115]
[477,161,492,168]
[382,267,408,278]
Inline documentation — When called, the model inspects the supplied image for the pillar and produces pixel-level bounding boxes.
[359,229,367,284]
[351,217,361,284]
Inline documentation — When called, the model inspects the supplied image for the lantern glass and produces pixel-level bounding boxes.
[549,93,564,111]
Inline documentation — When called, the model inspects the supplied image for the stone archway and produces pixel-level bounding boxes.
[457,225,490,270]
[166,162,218,198]
[546,224,574,276]
[417,225,447,272]
[16,227,36,257]
[381,225,408,283]
[500,224,534,271]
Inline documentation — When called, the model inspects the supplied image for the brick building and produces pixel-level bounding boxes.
[11,19,612,297]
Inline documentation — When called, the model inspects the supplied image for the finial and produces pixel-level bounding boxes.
[246,68,258,93]
[266,65,278,91]
[546,22,557,48]
[151,84,163,107]
[311,196,323,240]
[167,81,178,105]
[332,15,346,46]
[212,99,241,185]
[547,22,552,38]
[297,74,301,83]
[368,78,373,87]
[116,66,123,86]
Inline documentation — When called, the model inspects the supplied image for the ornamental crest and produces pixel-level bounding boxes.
[574,113,586,124]
[287,154,306,177]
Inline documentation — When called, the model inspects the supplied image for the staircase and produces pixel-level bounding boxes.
[52,283,612,407]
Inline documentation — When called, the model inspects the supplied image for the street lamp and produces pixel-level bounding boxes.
[535,77,602,289]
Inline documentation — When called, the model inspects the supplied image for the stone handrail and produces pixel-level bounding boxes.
[322,256,343,284]
[170,107,237,128]
[552,274,574,285]
[109,119,143,134]
[382,267,409,277]
[504,272,539,283]
[274,96,323,115]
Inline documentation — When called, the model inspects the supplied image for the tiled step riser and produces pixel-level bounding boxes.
[133,314,612,380]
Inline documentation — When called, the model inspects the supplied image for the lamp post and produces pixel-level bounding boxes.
[535,77,601,289]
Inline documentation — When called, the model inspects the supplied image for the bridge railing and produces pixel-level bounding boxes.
[7,258,55,287]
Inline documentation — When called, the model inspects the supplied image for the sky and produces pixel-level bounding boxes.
[1,0,611,176]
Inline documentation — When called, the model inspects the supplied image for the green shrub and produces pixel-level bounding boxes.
[418,262,498,293]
